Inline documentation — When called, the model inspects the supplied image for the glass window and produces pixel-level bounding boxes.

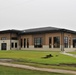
[11,43,14,48]
[73,38,76,48]
[21,39,22,48]
[49,37,52,48]
[27,38,29,48]
[53,37,60,48]
[69,37,71,48]
[15,43,17,48]
[24,39,26,48]
[34,37,42,48]
[64,37,68,48]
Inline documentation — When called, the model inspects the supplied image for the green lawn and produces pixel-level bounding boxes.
[0,50,76,71]
[0,50,76,65]
[69,52,76,55]
[0,65,72,75]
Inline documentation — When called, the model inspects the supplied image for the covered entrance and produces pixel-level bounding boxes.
[1,43,7,50]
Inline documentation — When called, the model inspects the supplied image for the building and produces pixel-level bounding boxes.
[0,27,76,52]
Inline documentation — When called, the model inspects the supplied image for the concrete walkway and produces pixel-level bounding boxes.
[61,52,76,58]
[0,62,76,75]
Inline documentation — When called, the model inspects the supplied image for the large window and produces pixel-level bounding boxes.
[49,37,52,48]
[27,38,29,48]
[53,37,60,48]
[34,37,42,48]
[69,37,71,48]
[21,39,23,48]
[15,43,17,48]
[73,38,76,48]
[64,37,68,48]
[11,43,14,48]
[24,39,26,48]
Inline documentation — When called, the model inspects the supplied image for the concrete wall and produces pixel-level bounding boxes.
[0,33,19,50]
[21,45,61,51]
[0,40,10,50]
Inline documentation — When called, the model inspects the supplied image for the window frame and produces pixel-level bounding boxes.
[11,42,14,48]
[15,42,17,48]
[24,38,26,48]
[34,37,42,48]
[64,36,68,48]
[49,37,52,48]
[53,36,60,48]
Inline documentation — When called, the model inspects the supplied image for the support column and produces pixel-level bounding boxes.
[52,37,53,48]
[61,32,64,51]
[71,36,73,48]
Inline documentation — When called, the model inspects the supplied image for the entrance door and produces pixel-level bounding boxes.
[1,43,7,50]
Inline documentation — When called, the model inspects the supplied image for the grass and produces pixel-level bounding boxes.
[0,50,76,71]
[69,52,76,55]
[0,65,70,75]
[0,50,76,64]
[16,62,76,71]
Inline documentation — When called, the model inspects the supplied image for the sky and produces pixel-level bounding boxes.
[0,0,76,31]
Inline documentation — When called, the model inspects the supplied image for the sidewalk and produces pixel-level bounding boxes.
[61,52,76,58]
[0,62,76,75]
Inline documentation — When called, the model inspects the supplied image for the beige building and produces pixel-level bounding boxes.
[0,27,76,52]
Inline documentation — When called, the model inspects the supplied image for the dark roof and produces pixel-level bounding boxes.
[20,27,76,35]
[20,27,61,34]
[0,27,76,35]
[24,27,61,32]
[0,29,21,34]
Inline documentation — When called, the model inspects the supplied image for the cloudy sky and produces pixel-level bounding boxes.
[0,0,76,31]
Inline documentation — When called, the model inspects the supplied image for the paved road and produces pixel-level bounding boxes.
[0,62,76,75]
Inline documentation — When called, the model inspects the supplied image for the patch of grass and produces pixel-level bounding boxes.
[0,50,76,71]
[15,62,76,71]
[0,65,70,75]
[0,50,76,64]
[69,52,76,55]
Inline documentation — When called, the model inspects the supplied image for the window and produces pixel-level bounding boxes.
[34,37,42,48]
[69,37,71,48]
[27,38,29,48]
[21,39,22,48]
[73,38,76,48]
[11,37,18,40]
[1,37,6,40]
[49,37,52,48]
[11,43,14,48]
[64,37,68,48]
[53,37,60,48]
[24,39,26,48]
[15,43,17,48]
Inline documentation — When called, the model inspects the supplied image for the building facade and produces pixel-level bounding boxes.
[0,27,76,52]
